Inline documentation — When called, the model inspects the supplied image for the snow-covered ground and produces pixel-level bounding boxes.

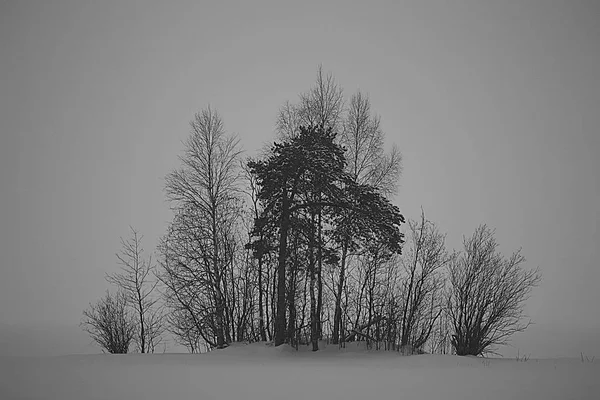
[1,342,597,400]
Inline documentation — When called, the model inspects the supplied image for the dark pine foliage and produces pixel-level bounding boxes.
[248,125,405,347]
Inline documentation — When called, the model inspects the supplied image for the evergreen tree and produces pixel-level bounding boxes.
[248,125,405,349]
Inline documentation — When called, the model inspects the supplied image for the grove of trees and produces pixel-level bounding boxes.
[82,66,541,357]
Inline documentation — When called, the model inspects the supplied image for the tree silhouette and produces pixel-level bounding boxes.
[447,225,541,356]
[81,290,136,354]
[248,125,405,349]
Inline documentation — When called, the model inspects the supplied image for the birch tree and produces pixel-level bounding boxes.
[399,210,449,352]
[162,106,243,349]
[106,227,164,353]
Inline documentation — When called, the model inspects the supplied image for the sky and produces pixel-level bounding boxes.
[0,0,598,358]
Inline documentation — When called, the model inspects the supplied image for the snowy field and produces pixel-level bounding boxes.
[1,342,598,400]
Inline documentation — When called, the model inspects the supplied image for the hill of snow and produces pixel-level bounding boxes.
[1,342,597,399]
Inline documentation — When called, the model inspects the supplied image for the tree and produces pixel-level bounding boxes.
[340,91,402,195]
[106,227,164,353]
[275,69,405,349]
[275,66,346,344]
[249,125,345,348]
[248,125,404,349]
[399,209,450,351]
[162,106,243,349]
[242,160,274,343]
[446,224,541,356]
[331,90,402,345]
[276,65,344,139]
[81,290,136,354]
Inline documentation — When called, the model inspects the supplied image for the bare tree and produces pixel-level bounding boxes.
[429,305,453,354]
[81,290,136,354]
[340,90,402,195]
[300,64,345,131]
[162,106,243,349]
[276,101,301,140]
[164,302,206,353]
[399,209,450,352]
[447,224,541,356]
[276,65,345,139]
[142,307,166,353]
[106,227,164,353]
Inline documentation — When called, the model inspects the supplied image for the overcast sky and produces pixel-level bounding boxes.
[1,0,598,358]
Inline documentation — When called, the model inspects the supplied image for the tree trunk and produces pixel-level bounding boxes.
[257,255,267,342]
[309,213,318,351]
[137,294,145,353]
[274,192,290,346]
[301,266,309,345]
[310,259,318,351]
[270,259,277,341]
[332,239,348,344]
[287,247,298,345]
[316,209,323,340]
[215,293,226,349]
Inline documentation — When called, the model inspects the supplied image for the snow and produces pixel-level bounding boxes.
[1,342,598,400]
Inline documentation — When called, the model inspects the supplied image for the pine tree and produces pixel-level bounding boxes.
[248,125,405,349]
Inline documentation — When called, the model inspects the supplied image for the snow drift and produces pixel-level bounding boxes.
[1,342,597,400]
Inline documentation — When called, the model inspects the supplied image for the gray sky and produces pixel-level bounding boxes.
[1,0,598,358]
